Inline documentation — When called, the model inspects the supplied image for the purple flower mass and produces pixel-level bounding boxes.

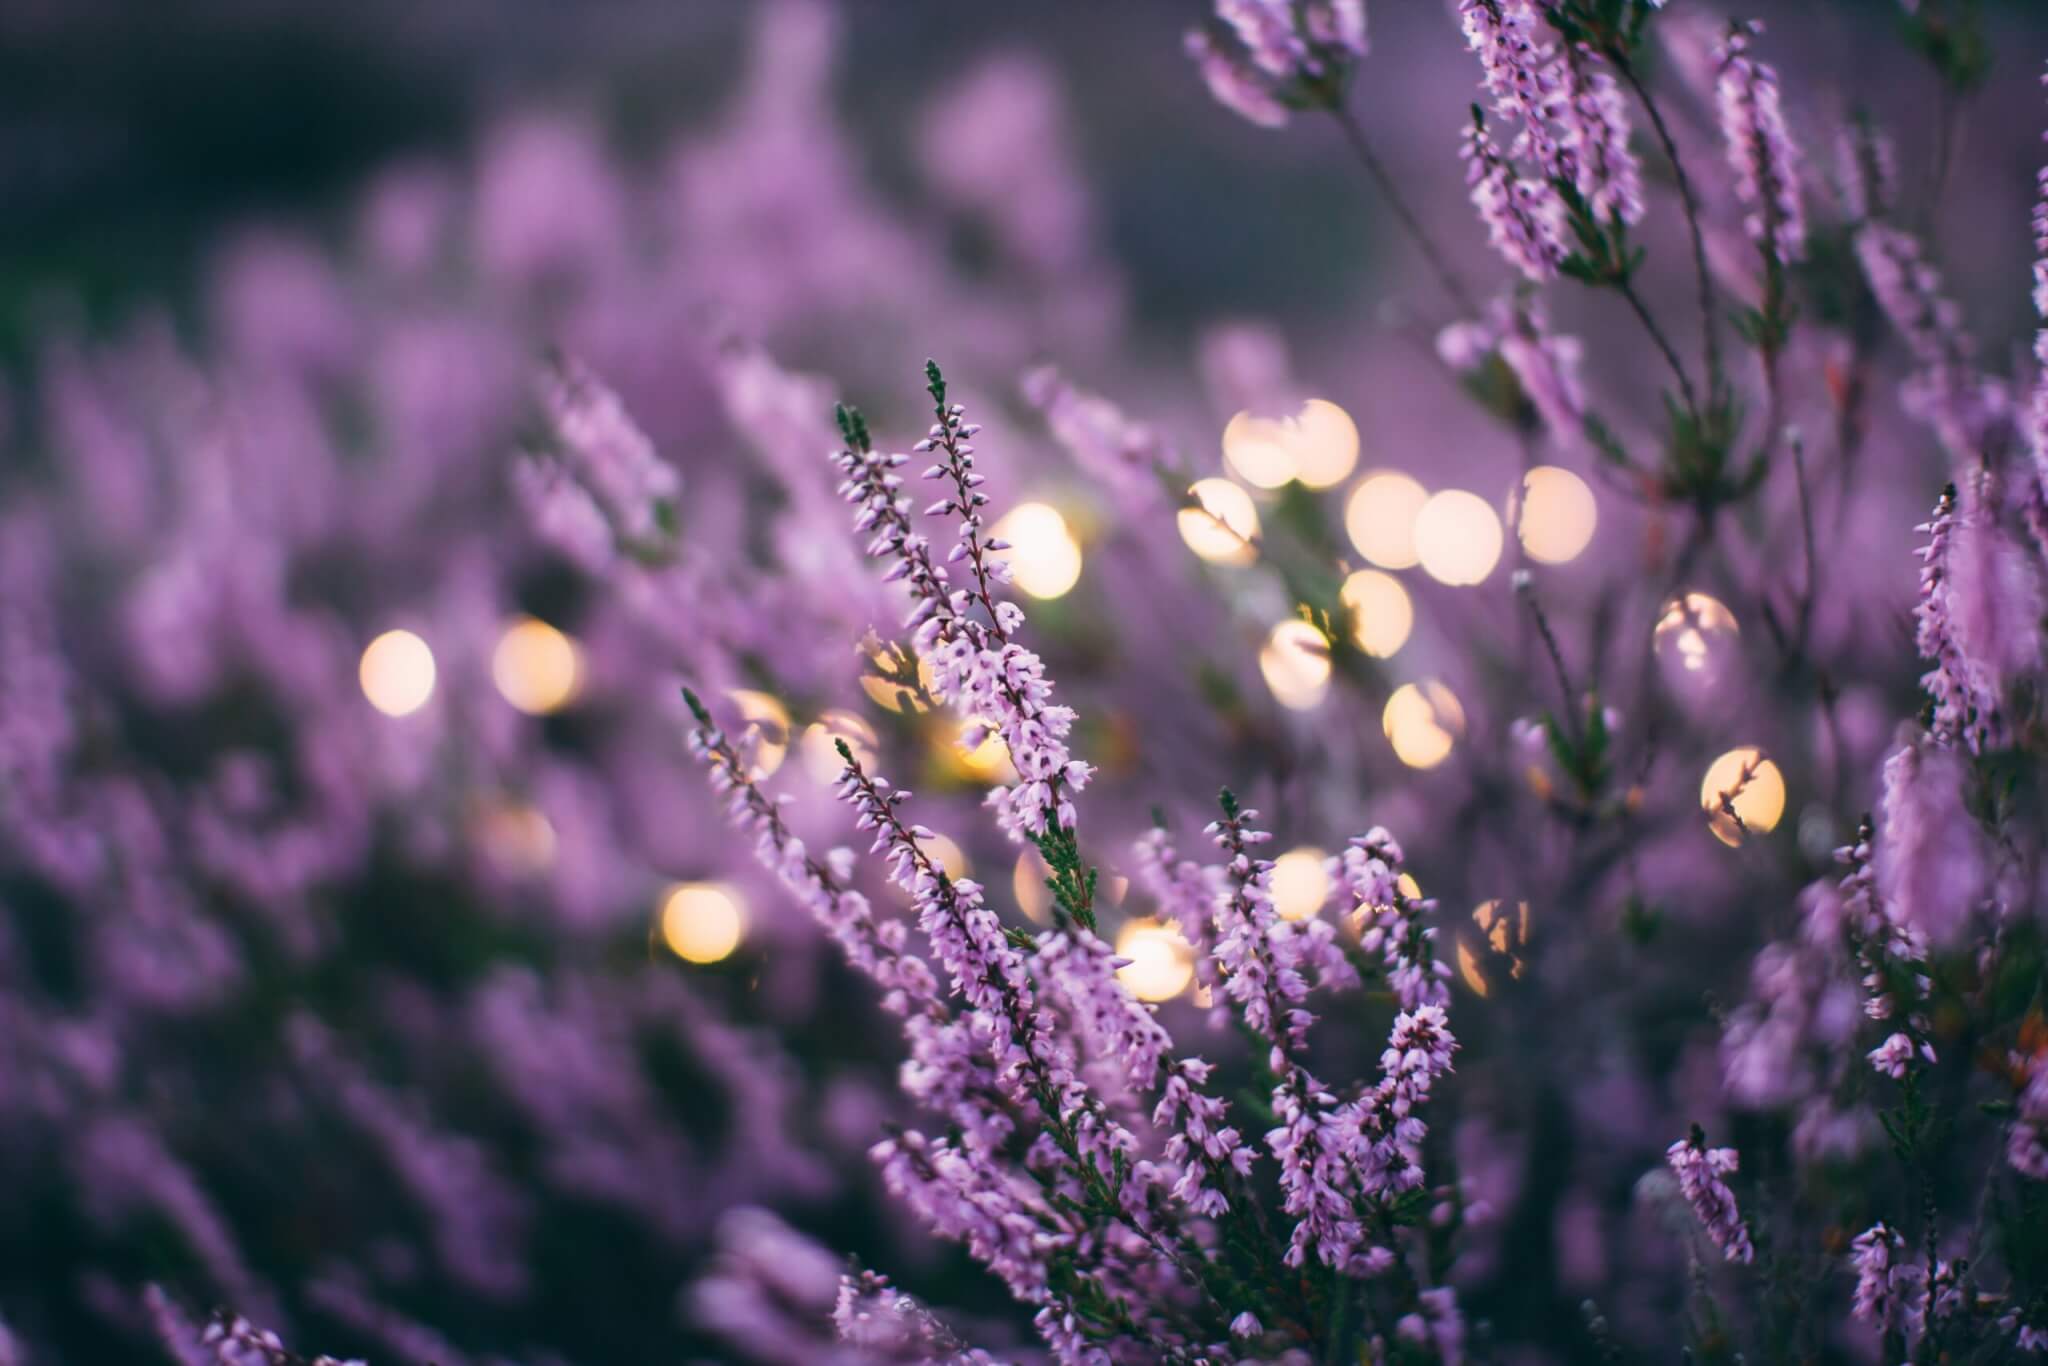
[5,1,2048,1362]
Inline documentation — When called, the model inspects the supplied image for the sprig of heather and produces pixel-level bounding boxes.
[1849,1221,1925,1339]
[1462,105,1569,282]
[536,357,681,551]
[1205,794,1449,1282]
[1552,41,1644,228]
[1855,224,2011,461]
[682,689,942,1021]
[2027,65,2048,555]
[1331,828,1451,1012]
[831,745,1242,1352]
[833,367,1094,880]
[683,691,1012,1151]
[1912,485,2004,752]
[833,1269,995,1363]
[1206,796,1361,1272]
[1183,1,1369,130]
[1714,20,1805,269]
[1665,1127,1756,1265]
[1835,112,1897,225]
[145,1290,364,1366]
[1834,817,1935,1082]
[1459,0,1640,231]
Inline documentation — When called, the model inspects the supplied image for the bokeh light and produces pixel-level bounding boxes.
[1339,569,1413,658]
[1656,593,1741,675]
[470,798,557,877]
[1014,848,1052,924]
[1221,410,1296,488]
[1472,898,1531,980]
[1271,846,1330,921]
[359,628,437,717]
[491,616,582,715]
[1260,620,1332,711]
[860,645,936,714]
[1289,400,1362,489]
[1178,478,1260,566]
[1383,680,1465,769]
[726,689,792,779]
[956,732,1019,784]
[990,502,1083,600]
[801,709,878,783]
[921,832,969,879]
[1223,400,1360,489]
[1414,489,1503,586]
[1516,467,1597,565]
[660,882,745,964]
[1700,747,1786,847]
[1114,920,1194,1001]
[1345,471,1428,570]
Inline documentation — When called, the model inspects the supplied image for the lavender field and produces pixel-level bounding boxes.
[3,1,2048,1362]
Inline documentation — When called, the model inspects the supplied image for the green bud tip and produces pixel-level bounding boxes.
[833,737,854,763]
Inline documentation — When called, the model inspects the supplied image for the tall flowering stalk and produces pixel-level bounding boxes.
[832,371,1095,899]
[1913,485,2004,752]
[1665,1128,1755,1265]
[1714,20,1805,270]
[674,362,1472,1360]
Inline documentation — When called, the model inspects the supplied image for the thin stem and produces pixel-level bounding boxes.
[1330,106,1482,316]
[1616,277,1700,416]
[1517,576,1581,743]
[1613,54,1722,391]
[1790,433,1818,653]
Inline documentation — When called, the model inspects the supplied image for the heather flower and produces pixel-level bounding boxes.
[2012,1050,2048,1180]
[1868,1031,1933,1080]
[1462,106,1569,283]
[1185,1,1371,129]
[1396,1286,1467,1366]
[1835,113,1897,224]
[1715,20,1805,266]
[1020,365,1173,505]
[1185,28,1291,129]
[1856,226,2011,462]
[538,358,682,550]
[1849,1221,1925,1335]
[1911,486,2005,752]
[832,372,1094,845]
[145,1290,365,1366]
[1833,816,1938,1095]
[1333,829,1451,1011]
[1498,303,1588,442]
[1665,1130,1755,1264]
[1945,478,2046,696]
[833,1268,994,1362]
[1875,740,1988,951]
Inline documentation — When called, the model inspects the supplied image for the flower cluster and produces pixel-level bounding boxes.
[1665,1131,1755,1265]
[1714,19,1805,267]
[1912,485,2005,751]
[1184,0,1369,130]
[833,376,1093,844]
[1461,107,1569,283]
[682,365,1468,1360]
[1459,0,1642,230]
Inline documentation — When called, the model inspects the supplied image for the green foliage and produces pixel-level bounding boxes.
[834,401,871,452]
[1899,0,1991,92]
[1030,824,1099,932]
